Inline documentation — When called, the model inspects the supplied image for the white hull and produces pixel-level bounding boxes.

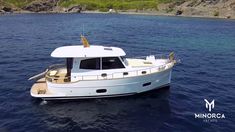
[31,67,172,100]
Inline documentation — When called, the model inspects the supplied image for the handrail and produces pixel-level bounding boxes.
[48,64,66,70]
[45,60,175,83]
[45,74,71,83]
[46,74,70,80]
[81,61,174,80]
[128,54,168,59]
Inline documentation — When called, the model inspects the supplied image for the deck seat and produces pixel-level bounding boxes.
[126,59,153,67]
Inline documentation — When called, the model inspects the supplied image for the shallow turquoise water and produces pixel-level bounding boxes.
[0,13,234,132]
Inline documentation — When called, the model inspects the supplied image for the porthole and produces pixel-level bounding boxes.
[96,89,107,93]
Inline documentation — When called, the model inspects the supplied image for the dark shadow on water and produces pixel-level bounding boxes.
[31,86,172,131]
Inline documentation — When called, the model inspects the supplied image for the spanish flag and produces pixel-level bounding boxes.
[81,35,90,48]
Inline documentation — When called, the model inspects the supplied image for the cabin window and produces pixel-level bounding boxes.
[80,58,100,70]
[102,57,125,69]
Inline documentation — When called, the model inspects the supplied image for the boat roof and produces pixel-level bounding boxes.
[51,45,126,58]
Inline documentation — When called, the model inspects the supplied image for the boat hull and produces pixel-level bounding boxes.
[41,84,170,100]
[31,67,173,100]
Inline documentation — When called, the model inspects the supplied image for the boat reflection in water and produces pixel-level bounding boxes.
[33,87,171,131]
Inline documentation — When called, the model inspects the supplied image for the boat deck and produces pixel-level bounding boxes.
[126,59,154,67]
[46,68,70,83]
[31,78,51,95]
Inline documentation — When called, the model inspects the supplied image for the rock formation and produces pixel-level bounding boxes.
[158,0,235,18]
[22,0,59,12]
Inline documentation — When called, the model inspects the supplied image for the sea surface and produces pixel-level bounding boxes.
[0,13,235,132]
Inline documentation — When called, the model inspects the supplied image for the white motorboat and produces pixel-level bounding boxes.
[29,36,176,100]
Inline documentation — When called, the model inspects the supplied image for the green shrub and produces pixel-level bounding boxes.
[165,8,174,13]
[4,0,35,8]
[3,0,180,11]
[59,0,159,11]
[99,8,109,12]
[213,11,219,16]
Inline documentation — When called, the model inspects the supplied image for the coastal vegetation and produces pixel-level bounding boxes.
[0,0,34,8]
[1,0,235,19]
[1,0,185,11]
[59,0,159,11]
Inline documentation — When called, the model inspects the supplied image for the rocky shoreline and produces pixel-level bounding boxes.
[1,0,235,19]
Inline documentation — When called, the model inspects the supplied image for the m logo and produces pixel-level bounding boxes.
[194,99,225,121]
[204,99,215,112]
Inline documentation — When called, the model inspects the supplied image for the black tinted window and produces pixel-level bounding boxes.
[102,57,125,69]
[80,58,100,70]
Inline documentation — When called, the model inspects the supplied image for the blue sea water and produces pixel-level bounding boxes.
[0,13,235,132]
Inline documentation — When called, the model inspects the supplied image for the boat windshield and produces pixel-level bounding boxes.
[120,56,128,66]
[102,57,125,69]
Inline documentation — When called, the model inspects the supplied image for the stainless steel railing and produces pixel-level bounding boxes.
[71,60,175,82]
[45,60,175,83]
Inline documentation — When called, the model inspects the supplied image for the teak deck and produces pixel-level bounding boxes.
[31,78,50,95]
